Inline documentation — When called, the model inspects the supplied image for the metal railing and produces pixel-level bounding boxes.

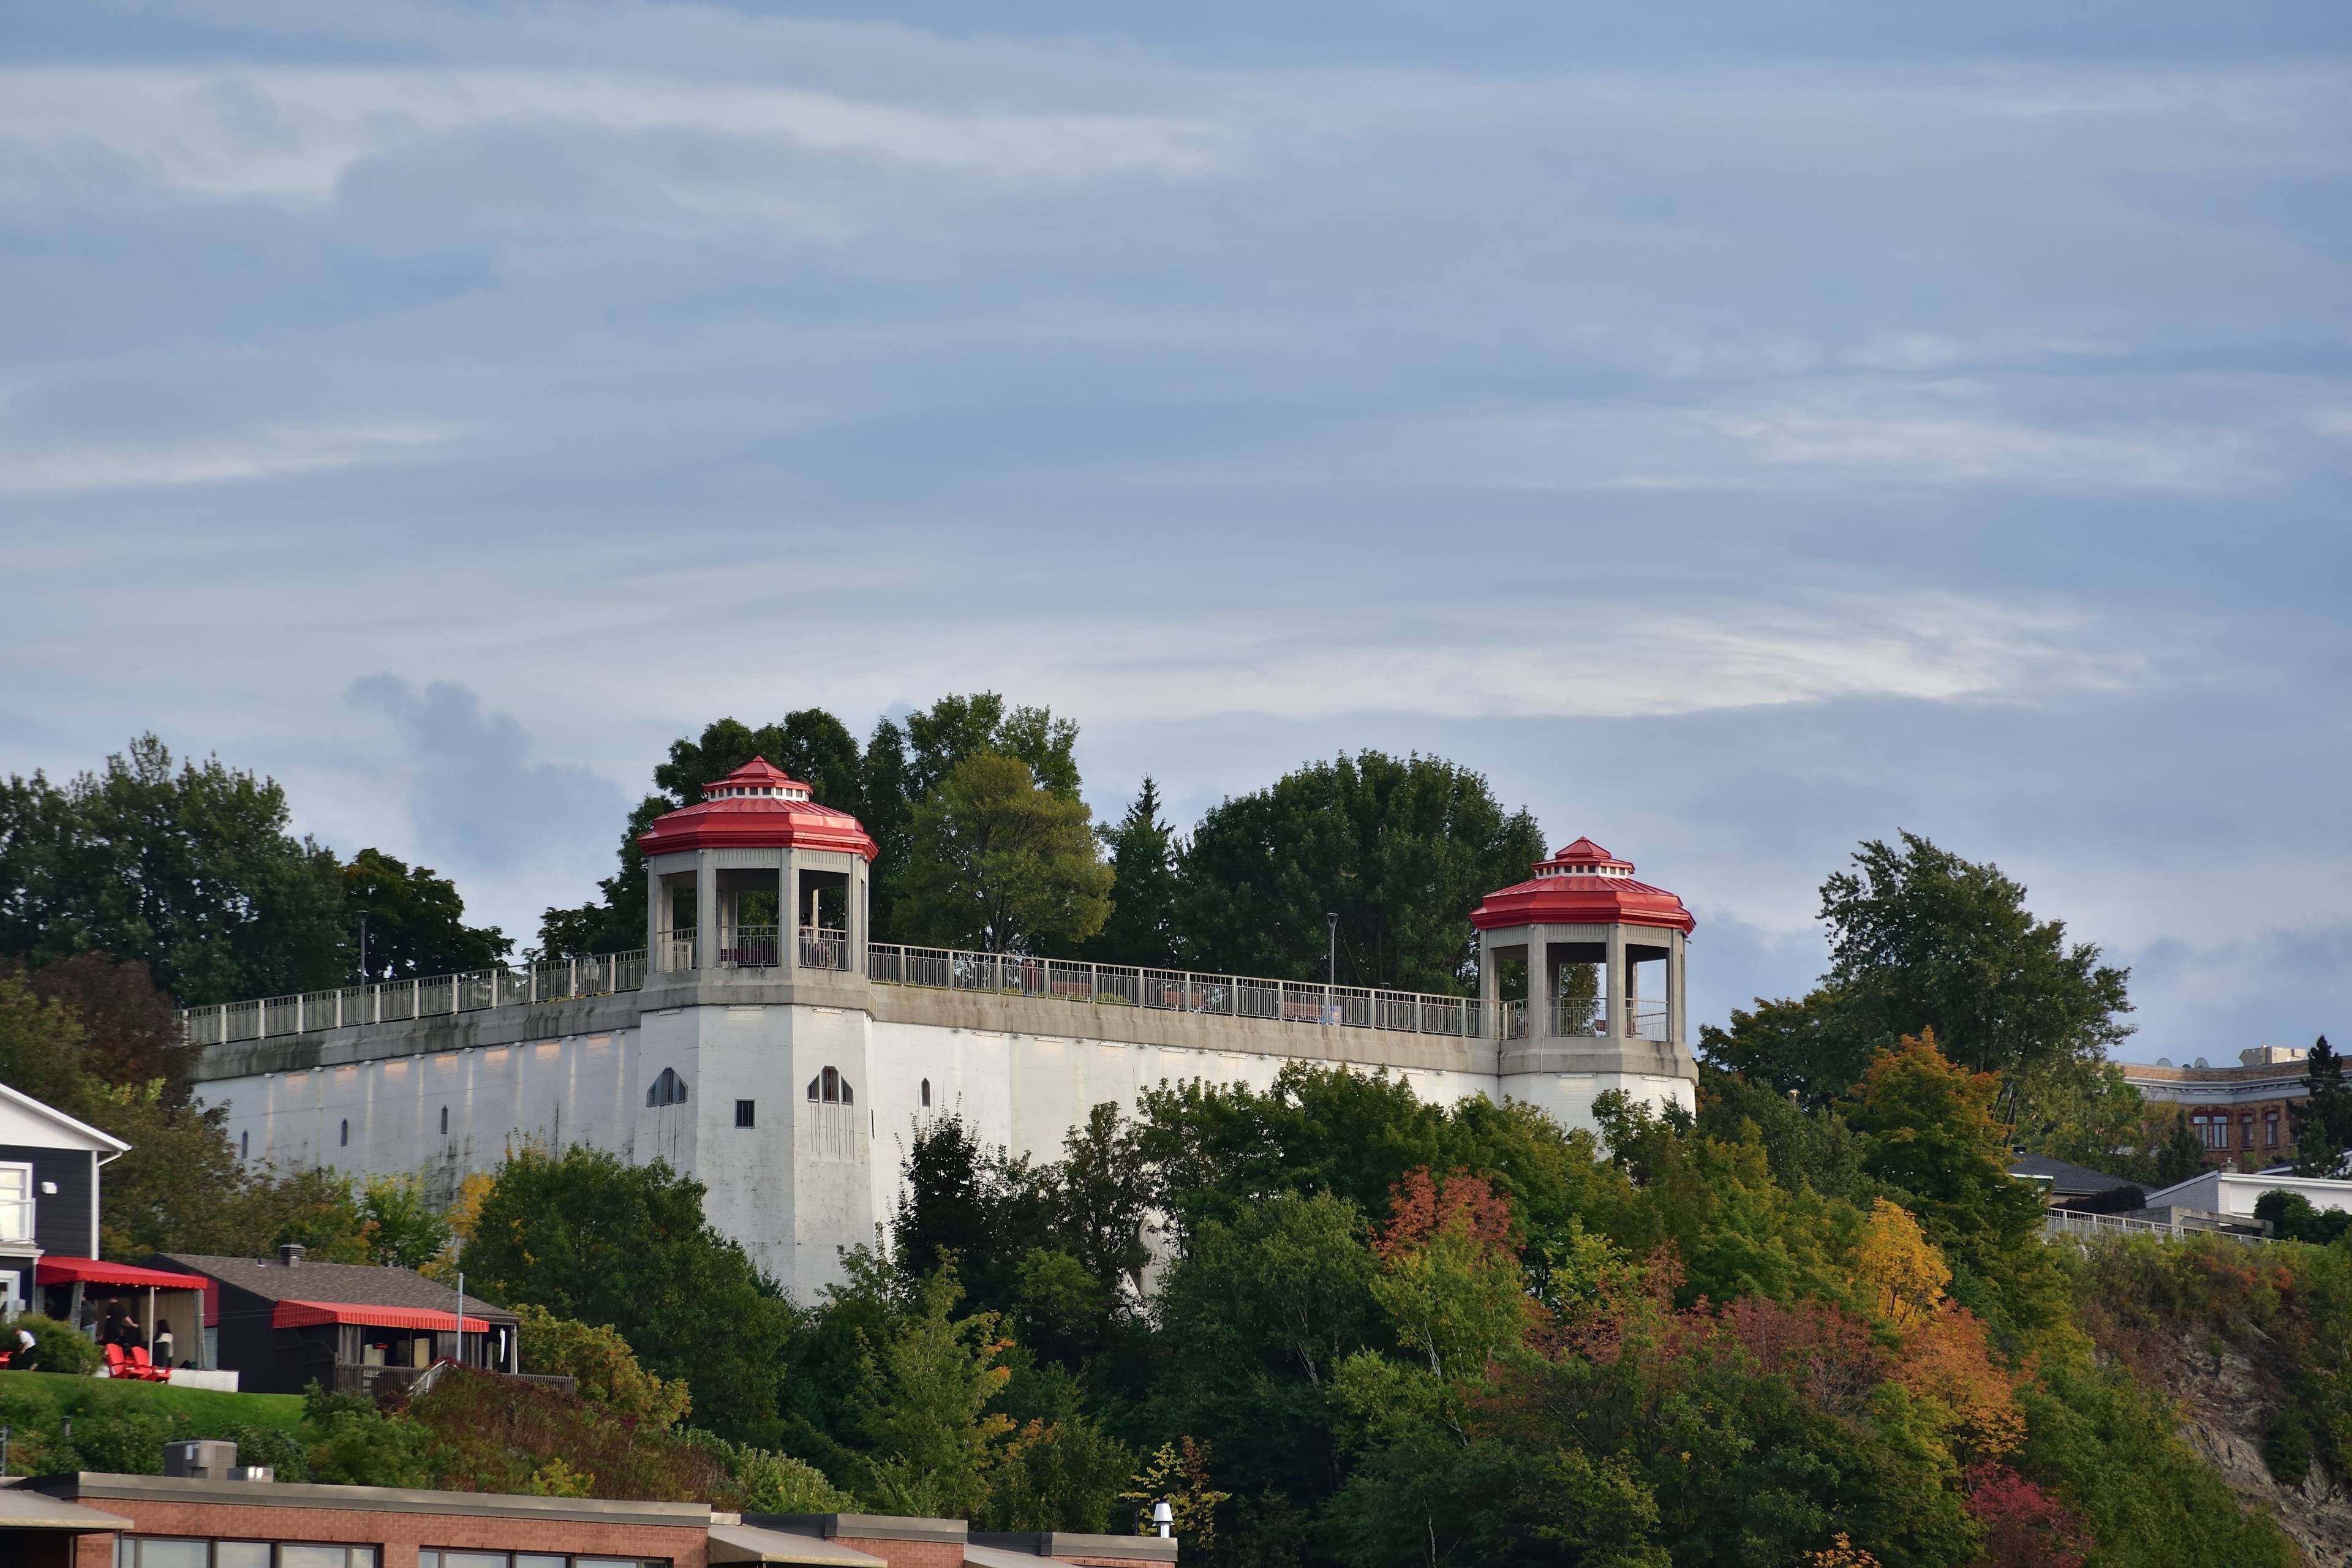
[799,927,850,971]
[720,925,780,969]
[1553,997,1604,1037]
[1502,1000,1528,1041]
[179,938,1491,1047]
[2041,1210,2267,1246]
[178,951,649,1047]
[865,943,1483,1041]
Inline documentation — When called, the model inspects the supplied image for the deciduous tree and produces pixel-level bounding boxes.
[1174,752,1543,995]
[0,736,348,1004]
[889,756,1110,952]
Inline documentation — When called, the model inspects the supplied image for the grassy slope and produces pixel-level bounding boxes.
[0,1371,306,1434]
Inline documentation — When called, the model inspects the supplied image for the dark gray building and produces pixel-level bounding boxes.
[155,1246,521,1396]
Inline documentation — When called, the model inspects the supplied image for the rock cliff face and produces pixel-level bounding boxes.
[2152,1334,2352,1567]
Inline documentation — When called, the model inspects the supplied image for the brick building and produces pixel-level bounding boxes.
[5,1460,1175,1568]
[2120,1046,2312,1170]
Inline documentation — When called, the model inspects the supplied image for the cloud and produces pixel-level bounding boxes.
[345,675,625,893]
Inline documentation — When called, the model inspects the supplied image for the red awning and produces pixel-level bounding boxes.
[34,1257,208,1291]
[272,1300,492,1333]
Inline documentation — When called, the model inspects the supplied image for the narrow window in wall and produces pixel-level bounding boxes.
[920,1078,931,1109]
[2266,1113,2280,1148]
[2242,1115,2256,1150]
[239,1131,249,1158]
[339,1119,350,1147]
[736,1099,756,1129]
[440,1106,450,1135]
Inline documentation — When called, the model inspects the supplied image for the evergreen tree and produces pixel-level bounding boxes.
[1085,777,1179,966]
[2290,1036,2352,1176]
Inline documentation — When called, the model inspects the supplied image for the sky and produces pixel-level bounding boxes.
[2,1,2348,1063]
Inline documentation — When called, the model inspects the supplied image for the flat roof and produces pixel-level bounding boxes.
[707,1525,886,1567]
[748,1515,966,1545]
[0,1486,134,1532]
[30,1474,707,1529]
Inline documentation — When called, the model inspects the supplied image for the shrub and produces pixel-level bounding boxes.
[2263,1407,2312,1488]
[12,1315,100,1376]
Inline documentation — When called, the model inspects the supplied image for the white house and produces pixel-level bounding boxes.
[2140,1169,2352,1220]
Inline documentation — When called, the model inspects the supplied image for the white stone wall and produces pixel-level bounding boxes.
[200,1001,1666,1300]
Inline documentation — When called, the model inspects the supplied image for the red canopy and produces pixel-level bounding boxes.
[34,1257,208,1290]
[272,1300,491,1333]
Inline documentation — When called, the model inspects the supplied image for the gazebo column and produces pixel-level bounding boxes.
[1605,924,1628,1039]
[695,852,718,972]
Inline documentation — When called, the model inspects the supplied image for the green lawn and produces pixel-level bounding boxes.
[0,1370,305,1428]
[0,1371,311,1474]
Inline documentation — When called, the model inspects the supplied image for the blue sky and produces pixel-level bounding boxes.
[3,1,2348,1061]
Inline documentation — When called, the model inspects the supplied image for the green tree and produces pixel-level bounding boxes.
[889,756,1111,952]
[1085,777,1180,965]
[1147,1192,1382,1507]
[1819,833,2132,1093]
[0,736,348,1004]
[848,1267,1013,1517]
[1846,1033,2060,1335]
[2290,1036,2352,1176]
[2154,1109,2207,1185]
[1174,751,1544,993]
[1703,833,2133,1111]
[903,693,1080,802]
[459,1144,794,1444]
[356,1173,452,1268]
[343,848,510,979]
[509,1302,695,1430]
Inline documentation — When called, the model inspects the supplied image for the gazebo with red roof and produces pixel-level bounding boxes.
[636,758,878,979]
[1471,838,1695,1109]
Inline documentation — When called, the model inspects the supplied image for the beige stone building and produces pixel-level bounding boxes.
[2121,1046,2312,1170]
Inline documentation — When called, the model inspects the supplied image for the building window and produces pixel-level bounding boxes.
[921,1077,931,1109]
[736,1099,756,1129]
[2267,1113,2281,1148]
[118,1542,380,1568]
[806,1066,854,1106]
[646,1067,689,1107]
[422,1555,665,1568]
[2192,1115,2230,1150]
[0,1164,31,1245]
[239,1131,249,1159]
[440,1106,450,1135]
[339,1119,349,1148]
[2242,1115,2256,1150]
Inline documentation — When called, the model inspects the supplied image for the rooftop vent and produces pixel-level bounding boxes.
[165,1439,238,1479]
[278,1243,304,1267]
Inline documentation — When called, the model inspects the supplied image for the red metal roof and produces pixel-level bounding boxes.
[1470,839,1695,934]
[636,755,878,861]
[273,1300,492,1333]
[34,1257,209,1291]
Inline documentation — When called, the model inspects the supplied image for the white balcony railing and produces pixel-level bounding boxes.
[179,940,1492,1047]
[864,943,1483,1042]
